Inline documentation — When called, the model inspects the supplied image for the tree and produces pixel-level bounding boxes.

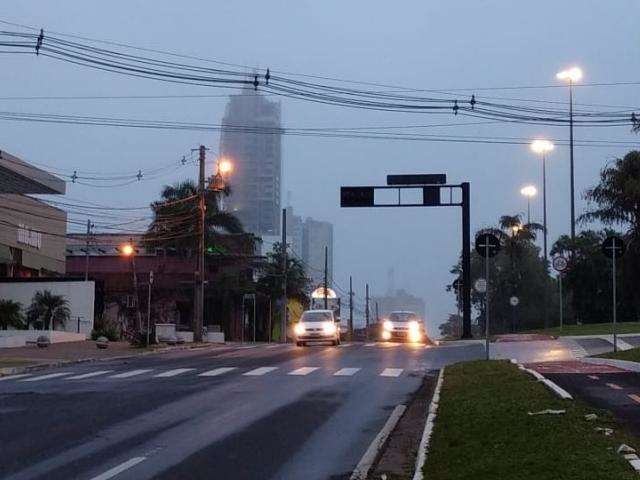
[144,179,244,253]
[26,290,70,330]
[0,299,24,330]
[580,150,640,319]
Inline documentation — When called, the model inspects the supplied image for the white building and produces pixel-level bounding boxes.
[302,218,333,289]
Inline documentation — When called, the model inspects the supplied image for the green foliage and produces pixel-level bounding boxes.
[0,299,24,330]
[91,314,121,341]
[26,290,70,330]
[143,179,244,253]
[257,242,310,304]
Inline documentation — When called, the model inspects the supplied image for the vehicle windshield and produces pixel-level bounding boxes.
[389,312,418,322]
[301,311,333,323]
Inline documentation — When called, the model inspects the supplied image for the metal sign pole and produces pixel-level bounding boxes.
[559,274,563,330]
[612,245,617,353]
[485,243,490,360]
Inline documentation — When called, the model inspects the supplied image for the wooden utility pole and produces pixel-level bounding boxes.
[281,208,288,343]
[194,145,206,342]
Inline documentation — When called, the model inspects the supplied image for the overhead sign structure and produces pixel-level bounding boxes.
[602,235,625,352]
[552,256,568,272]
[341,176,472,339]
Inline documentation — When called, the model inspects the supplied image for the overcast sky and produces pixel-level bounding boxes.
[1,1,639,335]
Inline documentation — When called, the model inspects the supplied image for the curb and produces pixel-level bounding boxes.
[0,342,222,377]
[412,367,445,480]
[512,358,573,400]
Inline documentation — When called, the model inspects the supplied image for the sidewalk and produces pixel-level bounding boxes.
[0,340,219,376]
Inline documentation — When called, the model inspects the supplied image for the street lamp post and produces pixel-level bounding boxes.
[557,66,583,242]
[520,185,537,225]
[530,140,554,261]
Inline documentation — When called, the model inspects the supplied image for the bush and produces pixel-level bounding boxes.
[91,314,120,341]
[129,329,156,348]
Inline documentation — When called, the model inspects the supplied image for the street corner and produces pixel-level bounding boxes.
[525,360,628,375]
[495,333,556,343]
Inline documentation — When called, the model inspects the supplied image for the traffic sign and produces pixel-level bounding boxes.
[475,233,500,258]
[509,296,519,307]
[552,256,568,272]
[602,236,625,259]
[340,187,374,207]
[474,278,487,293]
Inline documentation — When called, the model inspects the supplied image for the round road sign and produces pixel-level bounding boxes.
[509,296,520,307]
[602,236,626,259]
[475,233,501,258]
[474,278,487,293]
[552,256,568,272]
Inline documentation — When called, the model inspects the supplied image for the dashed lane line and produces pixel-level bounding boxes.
[89,456,146,480]
[588,375,600,380]
[629,394,640,404]
[380,368,403,377]
[154,368,196,378]
[243,367,278,376]
[110,369,153,379]
[67,370,113,380]
[288,367,320,376]
[20,372,75,382]
[0,374,32,381]
[198,367,237,377]
[334,368,361,376]
[606,383,623,390]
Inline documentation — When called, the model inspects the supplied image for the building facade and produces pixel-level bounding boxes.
[0,150,67,277]
[302,218,333,289]
[219,87,282,236]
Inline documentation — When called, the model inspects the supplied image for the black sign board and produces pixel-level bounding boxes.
[387,174,447,186]
[475,233,501,258]
[340,187,374,207]
[602,236,626,259]
[423,186,441,206]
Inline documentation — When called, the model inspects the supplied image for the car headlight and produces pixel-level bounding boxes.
[408,321,420,332]
[294,323,305,335]
[323,322,337,335]
[383,320,393,331]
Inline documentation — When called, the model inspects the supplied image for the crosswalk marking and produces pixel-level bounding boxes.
[243,367,278,376]
[67,370,113,380]
[154,368,195,378]
[334,368,360,376]
[380,368,403,377]
[199,367,237,377]
[110,369,153,379]
[338,343,352,348]
[0,374,32,381]
[364,343,376,347]
[288,367,320,376]
[21,372,75,382]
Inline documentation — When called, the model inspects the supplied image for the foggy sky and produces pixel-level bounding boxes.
[1,1,639,336]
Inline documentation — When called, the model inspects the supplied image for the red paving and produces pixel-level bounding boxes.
[495,334,556,342]
[526,360,626,374]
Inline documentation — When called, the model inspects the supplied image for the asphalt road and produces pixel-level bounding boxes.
[0,341,484,480]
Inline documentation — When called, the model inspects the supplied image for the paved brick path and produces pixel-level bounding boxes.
[526,360,626,374]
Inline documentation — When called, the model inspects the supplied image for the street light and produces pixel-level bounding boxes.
[556,66,583,242]
[520,185,537,225]
[530,139,554,261]
[118,241,141,332]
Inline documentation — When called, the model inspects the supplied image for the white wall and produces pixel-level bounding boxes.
[0,280,95,336]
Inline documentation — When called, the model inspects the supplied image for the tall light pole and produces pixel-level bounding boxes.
[557,66,583,242]
[520,185,537,225]
[530,139,554,261]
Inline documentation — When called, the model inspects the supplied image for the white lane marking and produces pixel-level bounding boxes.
[67,370,113,380]
[89,456,146,480]
[110,369,153,379]
[288,367,320,376]
[236,345,258,349]
[350,404,406,480]
[380,368,403,377]
[338,343,353,348]
[21,372,75,382]
[334,368,360,376]
[265,344,281,349]
[0,374,32,381]
[199,367,237,377]
[364,343,376,347]
[243,367,278,376]
[153,368,195,378]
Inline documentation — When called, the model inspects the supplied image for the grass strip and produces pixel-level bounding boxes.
[422,360,638,480]
[531,322,640,337]
[596,347,640,362]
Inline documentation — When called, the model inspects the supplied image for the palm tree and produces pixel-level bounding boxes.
[0,299,24,330]
[144,179,244,253]
[26,290,70,330]
[581,150,640,318]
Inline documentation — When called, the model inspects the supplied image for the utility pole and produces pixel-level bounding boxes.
[349,276,354,340]
[375,301,379,324]
[147,271,153,346]
[194,145,207,342]
[281,208,288,343]
[365,283,370,340]
[130,238,142,333]
[84,219,93,281]
[323,246,328,309]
